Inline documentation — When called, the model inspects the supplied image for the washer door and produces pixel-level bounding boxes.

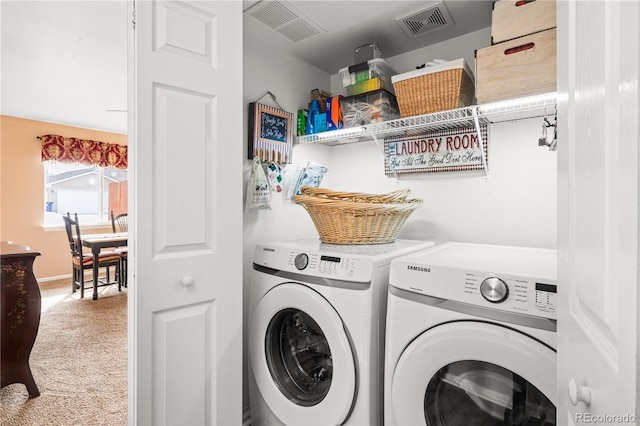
[249,283,356,425]
[391,321,556,425]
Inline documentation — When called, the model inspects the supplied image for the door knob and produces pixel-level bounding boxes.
[568,378,591,406]
[181,276,194,286]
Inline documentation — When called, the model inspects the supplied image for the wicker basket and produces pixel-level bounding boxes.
[292,194,423,244]
[392,59,475,117]
[299,186,411,203]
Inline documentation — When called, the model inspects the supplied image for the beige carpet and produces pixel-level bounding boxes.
[1,279,127,425]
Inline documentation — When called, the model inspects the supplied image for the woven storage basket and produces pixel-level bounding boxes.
[392,59,475,117]
[292,195,422,244]
[300,186,411,203]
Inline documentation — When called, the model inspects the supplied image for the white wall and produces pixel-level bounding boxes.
[242,22,557,413]
[242,18,333,413]
[326,119,557,248]
[325,26,557,248]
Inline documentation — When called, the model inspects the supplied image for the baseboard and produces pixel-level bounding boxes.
[38,269,110,283]
[243,406,251,426]
[38,274,73,283]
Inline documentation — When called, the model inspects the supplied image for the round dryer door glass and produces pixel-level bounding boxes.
[424,360,555,425]
[265,308,332,406]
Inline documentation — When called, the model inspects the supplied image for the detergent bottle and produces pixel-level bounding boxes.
[306,99,321,135]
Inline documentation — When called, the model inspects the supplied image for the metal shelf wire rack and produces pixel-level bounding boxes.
[296,92,557,147]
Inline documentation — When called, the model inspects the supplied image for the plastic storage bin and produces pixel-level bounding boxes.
[391,58,475,117]
[339,89,400,128]
[346,77,391,96]
[339,58,397,95]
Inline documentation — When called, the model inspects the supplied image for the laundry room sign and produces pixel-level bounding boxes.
[384,125,489,175]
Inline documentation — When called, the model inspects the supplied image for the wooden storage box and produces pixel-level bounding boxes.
[475,28,556,104]
[391,58,475,117]
[491,0,556,44]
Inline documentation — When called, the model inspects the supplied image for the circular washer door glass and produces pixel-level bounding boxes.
[265,308,332,406]
[424,360,555,425]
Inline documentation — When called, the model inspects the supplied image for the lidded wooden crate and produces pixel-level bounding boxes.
[391,58,475,117]
[491,0,556,44]
[475,28,556,104]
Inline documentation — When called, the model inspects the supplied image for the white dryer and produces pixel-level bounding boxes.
[248,238,435,426]
[385,242,557,426]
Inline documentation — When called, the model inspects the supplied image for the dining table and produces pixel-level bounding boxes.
[82,232,128,300]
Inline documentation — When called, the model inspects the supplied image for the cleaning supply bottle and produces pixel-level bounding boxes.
[306,99,321,135]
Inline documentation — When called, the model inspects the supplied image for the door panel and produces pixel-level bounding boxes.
[129,1,243,424]
[152,302,215,425]
[557,0,638,421]
[152,84,214,252]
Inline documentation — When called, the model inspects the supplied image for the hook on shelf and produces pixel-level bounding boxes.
[539,115,557,151]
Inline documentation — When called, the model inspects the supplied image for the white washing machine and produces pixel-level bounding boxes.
[248,238,435,426]
[385,242,557,426]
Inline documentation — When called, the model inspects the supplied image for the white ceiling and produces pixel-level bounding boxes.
[1,0,492,134]
[243,0,493,74]
[1,1,129,133]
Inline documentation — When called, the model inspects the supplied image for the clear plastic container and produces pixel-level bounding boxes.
[346,77,391,96]
[338,58,397,93]
[339,89,400,128]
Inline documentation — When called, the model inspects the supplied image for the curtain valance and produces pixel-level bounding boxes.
[40,134,127,169]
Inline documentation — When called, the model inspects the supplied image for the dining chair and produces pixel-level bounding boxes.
[111,211,128,233]
[110,211,128,287]
[62,213,121,299]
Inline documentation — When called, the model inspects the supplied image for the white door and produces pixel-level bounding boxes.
[557,0,639,424]
[128,1,243,424]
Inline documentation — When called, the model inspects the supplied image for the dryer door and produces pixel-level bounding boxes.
[391,321,556,426]
[249,283,356,425]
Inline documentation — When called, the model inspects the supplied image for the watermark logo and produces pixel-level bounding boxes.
[576,413,637,424]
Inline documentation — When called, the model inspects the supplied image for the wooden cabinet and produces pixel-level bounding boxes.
[1,241,42,398]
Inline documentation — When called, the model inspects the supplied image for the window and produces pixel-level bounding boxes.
[44,162,128,227]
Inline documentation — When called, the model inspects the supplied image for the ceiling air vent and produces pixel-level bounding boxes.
[244,0,326,43]
[396,1,454,38]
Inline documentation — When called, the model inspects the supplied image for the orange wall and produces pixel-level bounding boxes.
[0,115,127,279]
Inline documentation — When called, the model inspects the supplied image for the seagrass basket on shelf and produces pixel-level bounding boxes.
[293,187,422,245]
[391,58,475,117]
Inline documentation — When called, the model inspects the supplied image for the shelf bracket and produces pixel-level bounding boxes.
[369,129,399,180]
[472,106,489,178]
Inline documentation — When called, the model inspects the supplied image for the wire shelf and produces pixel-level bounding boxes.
[295,92,557,146]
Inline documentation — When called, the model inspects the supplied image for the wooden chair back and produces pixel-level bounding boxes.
[62,212,84,260]
[111,211,128,233]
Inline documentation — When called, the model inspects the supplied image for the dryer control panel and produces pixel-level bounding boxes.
[464,271,557,318]
[390,242,558,320]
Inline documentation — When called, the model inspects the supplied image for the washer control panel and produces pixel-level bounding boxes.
[254,239,437,284]
[294,253,309,270]
[255,247,374,283]
[287,252,368,281]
